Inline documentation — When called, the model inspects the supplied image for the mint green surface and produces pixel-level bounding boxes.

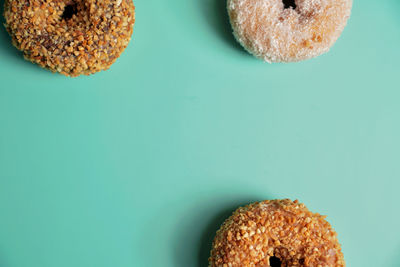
[0,0,399,266]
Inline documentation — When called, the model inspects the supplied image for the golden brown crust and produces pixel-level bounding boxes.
[209,199,345,267]
[4,0,135,77]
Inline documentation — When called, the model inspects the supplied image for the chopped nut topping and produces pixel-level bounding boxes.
[4,0,135,77]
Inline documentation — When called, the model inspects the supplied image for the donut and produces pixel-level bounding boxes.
[3,0,135,77]
[209,199,345,267]
[227,0,352,62]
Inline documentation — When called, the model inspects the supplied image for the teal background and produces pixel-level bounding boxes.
[0,0,399,266]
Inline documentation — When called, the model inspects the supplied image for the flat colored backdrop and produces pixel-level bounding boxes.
[0,0,399,266]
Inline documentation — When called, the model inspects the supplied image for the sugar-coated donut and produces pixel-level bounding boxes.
[209,199,344,267]
[227,0,352,62]
[4,0,135,77]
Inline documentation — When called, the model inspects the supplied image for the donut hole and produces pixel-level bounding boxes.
[282,0,296,9]
[62,3,78,20]
[269,256,282,267]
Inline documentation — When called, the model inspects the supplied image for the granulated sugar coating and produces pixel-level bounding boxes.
[209,199,345,267]
[4,0,135,77]
[227,0,352,62]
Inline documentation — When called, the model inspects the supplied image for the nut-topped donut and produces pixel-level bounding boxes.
[227,0,352,62]
[209,199,345,267]
[4,0,135,77]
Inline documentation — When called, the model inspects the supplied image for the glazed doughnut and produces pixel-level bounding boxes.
[209,199,344,267]
[227,0,352,62]
[4,0,135,77]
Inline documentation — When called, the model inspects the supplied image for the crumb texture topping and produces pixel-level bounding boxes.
[227,0,352,62]
[209,199,345,267]
[4,0,135,76]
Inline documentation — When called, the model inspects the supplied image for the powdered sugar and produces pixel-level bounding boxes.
[227,0,352,62]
